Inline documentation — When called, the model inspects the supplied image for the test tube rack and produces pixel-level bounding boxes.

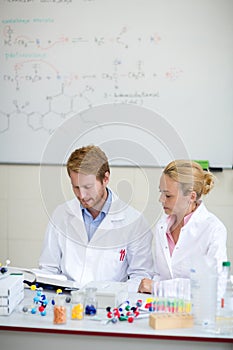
[149,312,194,330]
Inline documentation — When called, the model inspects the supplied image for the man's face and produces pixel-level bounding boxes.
[69,171,109,211]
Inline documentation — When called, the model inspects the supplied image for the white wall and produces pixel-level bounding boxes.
[1,0,233,168]
[0,165,232,268]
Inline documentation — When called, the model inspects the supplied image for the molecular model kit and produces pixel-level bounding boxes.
[17,277,194,330]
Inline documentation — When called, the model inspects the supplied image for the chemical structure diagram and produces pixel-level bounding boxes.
[0,22,182,136]
[0,58,161,135]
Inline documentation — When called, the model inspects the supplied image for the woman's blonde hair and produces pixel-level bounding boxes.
[163,160,215,200]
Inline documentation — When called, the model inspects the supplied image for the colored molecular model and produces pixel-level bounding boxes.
[22,286,71,319]
[0,259,11,275]
[22,285,49,316]
[105,299,153,324]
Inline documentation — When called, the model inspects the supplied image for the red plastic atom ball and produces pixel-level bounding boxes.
[128,316,134,323]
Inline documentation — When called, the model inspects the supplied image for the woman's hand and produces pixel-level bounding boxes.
[138,278,153,294]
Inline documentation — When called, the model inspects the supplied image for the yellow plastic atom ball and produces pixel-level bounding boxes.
[30,285,37,291]
[146,297,154,303]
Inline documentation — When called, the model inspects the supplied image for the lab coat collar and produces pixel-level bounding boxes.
[64,190,126,221]
[159,201,206,229]
[186,200,207,222]
[63,190,127,246]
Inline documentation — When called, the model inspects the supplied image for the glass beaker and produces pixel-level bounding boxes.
[84,287,97,315]
[53,294,67,324]
[70,290,84,320]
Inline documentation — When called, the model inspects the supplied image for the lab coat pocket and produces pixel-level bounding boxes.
[97,247,128,281]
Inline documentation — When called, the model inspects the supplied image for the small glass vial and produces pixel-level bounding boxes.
[70,290,84,320]
[84,287,97,316]
[53,294,67,324]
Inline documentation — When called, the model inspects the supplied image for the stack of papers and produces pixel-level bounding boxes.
[0,274,24,315]
[7,267,80,291]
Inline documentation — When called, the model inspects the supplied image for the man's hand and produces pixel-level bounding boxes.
[138,278,153,294]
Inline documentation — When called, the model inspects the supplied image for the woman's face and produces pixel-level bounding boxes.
[159,173,193,216]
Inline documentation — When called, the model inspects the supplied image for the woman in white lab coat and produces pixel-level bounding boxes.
[138,160,227,293]
[38,145,154,292]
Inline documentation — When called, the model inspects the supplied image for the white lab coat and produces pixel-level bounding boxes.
[153,202,227,281]
[39,191,154,291]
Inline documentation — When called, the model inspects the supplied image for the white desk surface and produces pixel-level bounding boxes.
[0,288,232,350]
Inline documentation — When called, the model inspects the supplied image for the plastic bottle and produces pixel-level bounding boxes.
[190,256,217,331]
[215,261,233,334]
[217,261,230,312]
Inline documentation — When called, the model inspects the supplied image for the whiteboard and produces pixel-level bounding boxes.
[0,0,233,168]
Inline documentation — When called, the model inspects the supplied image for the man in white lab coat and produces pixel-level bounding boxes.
[39,145,154,292]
